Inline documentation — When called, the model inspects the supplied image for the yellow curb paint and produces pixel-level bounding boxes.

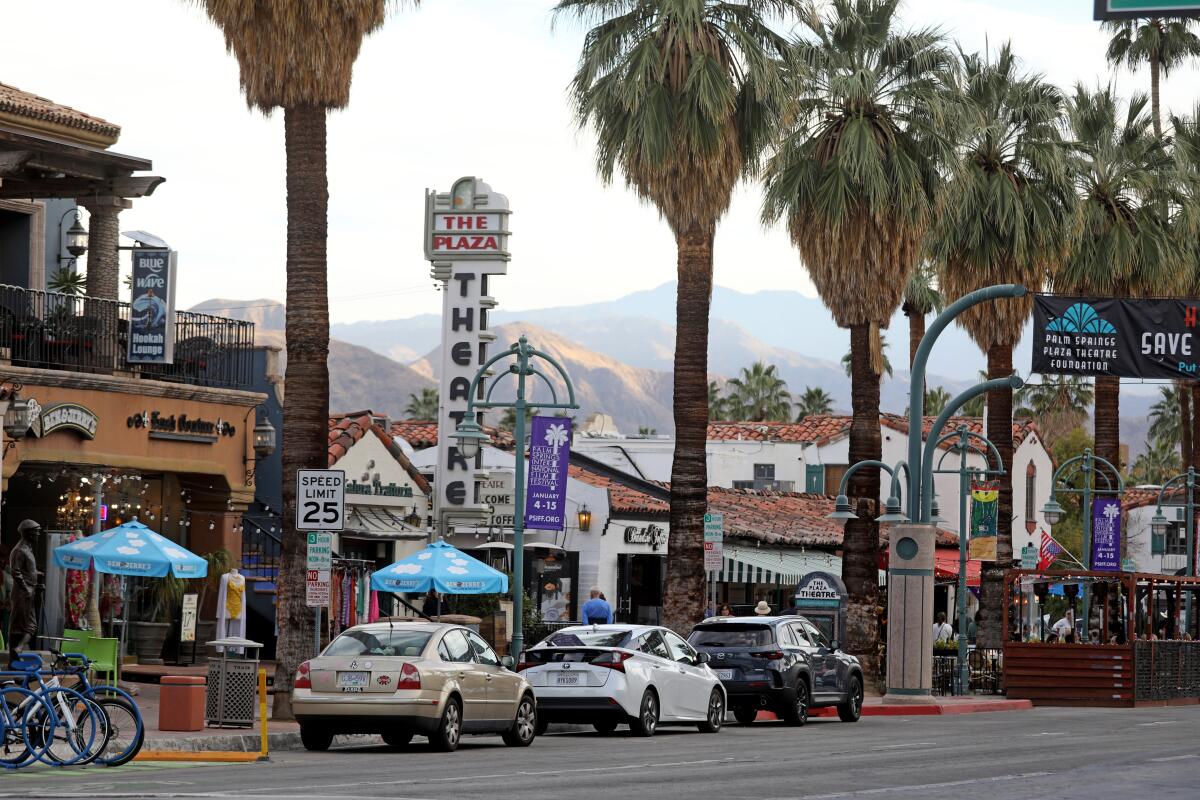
[134,751,266,763]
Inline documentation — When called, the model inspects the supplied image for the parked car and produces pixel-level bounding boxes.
[519,624,726,736]
[293,621,537,752]
[687,615,864,725]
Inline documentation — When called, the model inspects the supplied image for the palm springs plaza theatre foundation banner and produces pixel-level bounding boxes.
[1032,295,1200,380]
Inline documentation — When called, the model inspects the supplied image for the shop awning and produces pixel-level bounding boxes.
[935,551,981,587]
[718,547,842,586]
[341,507,424,541]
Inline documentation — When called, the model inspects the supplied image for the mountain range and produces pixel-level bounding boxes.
[192,283,1160,454]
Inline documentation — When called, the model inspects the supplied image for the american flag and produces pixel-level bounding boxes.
[1038,530,1065,570]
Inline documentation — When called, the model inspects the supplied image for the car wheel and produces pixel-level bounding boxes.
[431,698,462,752]
[502,695,537,747]
[592,720,620,735]
[382,731,413,749]
[299,725,333,752]
[697,690,724,733]
[630,690,659,737]
[733,708,757,726]
[783,679,810,727]
[838,675,864,723]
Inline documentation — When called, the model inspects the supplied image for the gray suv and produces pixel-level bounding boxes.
[687,616,864,726]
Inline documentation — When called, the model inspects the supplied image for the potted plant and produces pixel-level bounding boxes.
[129,575,184,665]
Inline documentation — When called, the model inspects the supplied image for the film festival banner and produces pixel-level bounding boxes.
[127,248,178,364]
[1091,497,1122,572]
[968,481,999,561]
[1032,295,1200,380]
[524,415,571,531]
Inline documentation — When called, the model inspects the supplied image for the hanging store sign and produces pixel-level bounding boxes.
[425,177,510,523]
[1032,296,1200,380]
[38,403,98,439]
[1091,498,1122,572]
[127,248,177,364]
[968,481,999,561]
[624,524,667,549]
[525,416,571,531]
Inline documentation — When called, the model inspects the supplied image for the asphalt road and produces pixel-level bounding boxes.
[5,705,1200,799]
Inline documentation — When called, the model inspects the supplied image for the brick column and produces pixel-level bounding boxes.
[78,196,131,301]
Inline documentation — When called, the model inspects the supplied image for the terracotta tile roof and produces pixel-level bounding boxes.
[0,82,120,142]
[1124,486,1182,511]
[569,463,669,515]
[707,419,849,445]
[389,419,516,451]
[329,412,430,495]
[883,414,1041,451]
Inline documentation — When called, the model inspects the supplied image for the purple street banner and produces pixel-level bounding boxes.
[524,415,571,531]
[1091,497,1121,571]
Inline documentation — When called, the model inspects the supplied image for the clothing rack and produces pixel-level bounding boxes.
[328,557,380,639]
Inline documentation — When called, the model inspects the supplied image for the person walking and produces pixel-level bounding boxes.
[932,611,953,642]
[581,587,613,625]
[421,588,445,619]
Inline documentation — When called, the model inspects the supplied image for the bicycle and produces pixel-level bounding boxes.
[51,650,145,767]
[1,653,104,768]
[1,684,52,769]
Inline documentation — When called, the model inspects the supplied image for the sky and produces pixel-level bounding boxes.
[3,1,1198,324]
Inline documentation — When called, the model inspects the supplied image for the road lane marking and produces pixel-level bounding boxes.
[872,742,936,749]
[1150,754,1198,762]
[799,771,1052,798]
[1138,721,1179,726]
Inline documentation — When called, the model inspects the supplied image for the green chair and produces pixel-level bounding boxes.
[83,637,119,686]
[61,628,92,666]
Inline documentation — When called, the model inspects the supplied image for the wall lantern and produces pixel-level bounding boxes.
[577,504,592,532]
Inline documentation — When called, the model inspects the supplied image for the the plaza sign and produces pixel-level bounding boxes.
[1095,1,1200,20]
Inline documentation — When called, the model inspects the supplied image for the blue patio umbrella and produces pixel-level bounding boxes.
[53,520,208,579]
[372,539,508,594]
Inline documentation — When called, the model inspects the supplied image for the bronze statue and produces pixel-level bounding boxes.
[7,519,40,663]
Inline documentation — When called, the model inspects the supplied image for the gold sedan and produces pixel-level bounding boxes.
[292,621,537,752]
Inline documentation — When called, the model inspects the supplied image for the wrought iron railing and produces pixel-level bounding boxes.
[1134,641,1200,700]
[933,648,1004,696]
[0,283,254,389]
[241,515,282,588]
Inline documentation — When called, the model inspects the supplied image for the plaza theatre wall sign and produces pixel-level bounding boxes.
[1032,296,1200,379]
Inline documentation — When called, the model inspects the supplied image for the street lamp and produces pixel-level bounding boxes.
[1041,498,1066,527]
[252,418,277,458]
[577,504,592,532]
[454,335,578,656]
[1151,467,1198,633]
[826,460,909,523]
[58,207,89,264]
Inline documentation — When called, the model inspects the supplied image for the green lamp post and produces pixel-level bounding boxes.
[1150,467,1197,634]
[453,336,578,657]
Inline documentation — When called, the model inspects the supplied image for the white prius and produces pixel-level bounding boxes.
[518,624,726,736]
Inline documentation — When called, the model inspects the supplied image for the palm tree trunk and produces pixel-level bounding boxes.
[663,224,715,636]
[272,105,331,720]
[844,322,881,674]
[978,345,1014,649]
[1192,384,1200,473]
[1094,376,1122,479]
[1180,384,1193,470]
[904,306,924,369]
[1150,55,1163,141]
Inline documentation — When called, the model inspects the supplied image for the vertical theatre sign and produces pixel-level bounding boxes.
[127,248,177,364]
[425,178,511,527]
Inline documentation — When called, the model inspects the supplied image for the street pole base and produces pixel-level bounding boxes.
[882,690,938,705]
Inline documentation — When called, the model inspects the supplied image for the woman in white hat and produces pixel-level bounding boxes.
[754,600,772,616]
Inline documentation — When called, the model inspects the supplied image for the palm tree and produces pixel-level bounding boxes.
[930,43,1073,647]
[724,362,792,421]
[556,0,798,633]
[196,0,404,719]
[1014,374,1094,445]
[902,262,943,368]
[1131,437,1183,485]
[48,269,87,296]
[404,388,439,419]
[1149,385,1184,452]
[1052,85,1181,475]
[924,386,952,416]
[841,337,893,379]
[1106,17,1200,469]
[1173,106,1200,474]
[762,0,953,663]
[708,380,729,421]
[795,386,834,421]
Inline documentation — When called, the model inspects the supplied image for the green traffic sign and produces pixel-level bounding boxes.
[1096,0,1200,19]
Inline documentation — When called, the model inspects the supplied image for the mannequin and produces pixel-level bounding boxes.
[8,520,42,664]
[215,568,246,647]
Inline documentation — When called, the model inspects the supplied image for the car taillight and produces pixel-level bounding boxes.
[751,651,785,661]
[591,651,632,672]
[516,651,535,672]
[397,662,420,690]
[294,660,311,689]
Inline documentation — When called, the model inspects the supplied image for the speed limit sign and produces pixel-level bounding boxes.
[296,469,346,531]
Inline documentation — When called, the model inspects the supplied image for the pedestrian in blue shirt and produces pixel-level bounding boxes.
[581,587,613,625]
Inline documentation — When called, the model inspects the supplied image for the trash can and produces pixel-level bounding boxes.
[159,676,205,732]
[204,636,263,728]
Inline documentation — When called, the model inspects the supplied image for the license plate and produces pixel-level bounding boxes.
[716,669,734,681]
[337,671,369,689]
[554,672,581,686]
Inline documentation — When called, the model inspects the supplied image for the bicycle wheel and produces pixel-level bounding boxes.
[90,696,144,767]
[24,687,102,766]
[0,685,49,769]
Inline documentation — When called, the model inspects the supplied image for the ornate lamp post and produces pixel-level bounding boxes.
[454,336,578,656]
[1150,468,1197,633]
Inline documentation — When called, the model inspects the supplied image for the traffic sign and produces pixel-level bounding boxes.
[1020,545,1038,570]
[306,532,333,607]
[704,512,724,572]
[1095,1,1200,20]
[296,469,346,531]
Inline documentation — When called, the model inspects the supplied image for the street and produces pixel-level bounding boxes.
[4,706,1200,799]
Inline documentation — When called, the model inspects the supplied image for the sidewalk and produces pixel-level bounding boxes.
[129,681,303,753]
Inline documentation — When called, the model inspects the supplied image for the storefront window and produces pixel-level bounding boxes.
[524,550,578,622]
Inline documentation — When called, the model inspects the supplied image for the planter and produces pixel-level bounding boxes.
[130,621,171,666]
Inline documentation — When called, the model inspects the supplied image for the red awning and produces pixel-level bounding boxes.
[935,551,981,587]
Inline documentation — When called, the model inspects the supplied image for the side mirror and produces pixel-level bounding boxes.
[500,655,516,670]
[694,652,711,665]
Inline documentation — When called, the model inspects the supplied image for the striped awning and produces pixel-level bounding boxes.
[717,547,842,586]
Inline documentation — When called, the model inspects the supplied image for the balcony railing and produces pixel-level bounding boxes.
[0,284,254,389]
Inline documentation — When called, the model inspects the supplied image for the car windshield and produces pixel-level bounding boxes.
[542,630,631,648]
[688,624,776,648]
[324,629,432,657]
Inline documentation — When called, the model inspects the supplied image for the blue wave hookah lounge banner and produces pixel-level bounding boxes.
[1032,295,1200,380]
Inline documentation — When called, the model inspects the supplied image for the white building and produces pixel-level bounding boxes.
[1124,487,1191,576]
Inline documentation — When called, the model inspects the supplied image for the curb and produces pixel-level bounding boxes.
[756,699,1033,721]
